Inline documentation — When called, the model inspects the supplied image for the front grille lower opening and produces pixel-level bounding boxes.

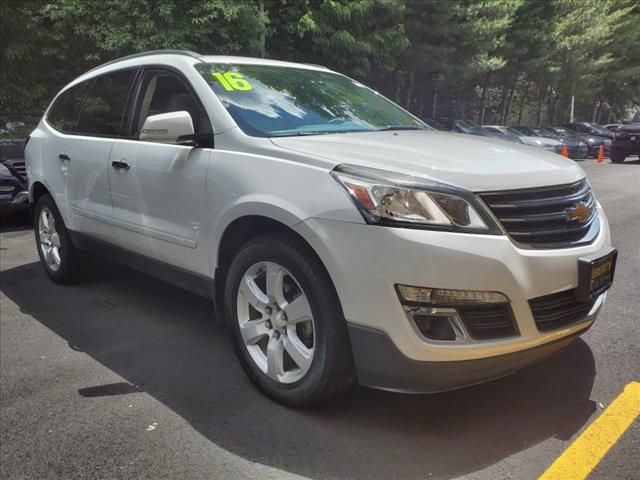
[529,289,597,332]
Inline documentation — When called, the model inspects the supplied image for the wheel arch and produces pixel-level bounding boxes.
[29,181,52,217]
[213,214,341,326]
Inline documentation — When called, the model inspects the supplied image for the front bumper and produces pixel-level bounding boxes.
[348,320,594,393]
[0,175,28,209]
[295,205,611,390]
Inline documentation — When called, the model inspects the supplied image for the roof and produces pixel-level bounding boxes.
[87,50,330,75]
[201,55,330,72]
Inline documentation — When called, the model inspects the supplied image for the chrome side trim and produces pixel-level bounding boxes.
[72,206,198,249]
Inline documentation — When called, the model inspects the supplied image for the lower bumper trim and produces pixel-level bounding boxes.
[347,323,591,394]
[11,191,29,204]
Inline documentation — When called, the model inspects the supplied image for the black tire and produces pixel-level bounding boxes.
[224,232,355,407]
[610,147,626,164]
[33,194,80,283]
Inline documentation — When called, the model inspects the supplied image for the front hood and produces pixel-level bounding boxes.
[271,130,583,191]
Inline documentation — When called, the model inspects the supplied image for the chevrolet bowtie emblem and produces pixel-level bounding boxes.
[566,202,592,223]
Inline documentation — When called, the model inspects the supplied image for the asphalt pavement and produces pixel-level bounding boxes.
[1,157,638,480]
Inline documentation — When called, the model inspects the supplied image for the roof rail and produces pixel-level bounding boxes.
[87,49,204,73]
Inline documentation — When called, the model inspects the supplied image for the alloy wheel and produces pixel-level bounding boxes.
[38,207,62,271]
[236,261,315,384]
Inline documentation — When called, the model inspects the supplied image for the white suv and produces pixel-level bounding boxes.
[26,50,616,406]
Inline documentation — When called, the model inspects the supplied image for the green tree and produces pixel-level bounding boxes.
[297,0,409,80]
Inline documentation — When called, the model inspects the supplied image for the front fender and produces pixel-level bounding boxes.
[207,195,307,274]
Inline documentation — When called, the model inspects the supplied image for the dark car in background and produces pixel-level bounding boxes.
[511,125,589,159]
[0,114,38,212]
[549,126,611,158]
[610,123,640,163]
[562,122,614,139]
[422,118,449,131]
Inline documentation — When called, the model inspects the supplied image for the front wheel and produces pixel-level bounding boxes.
[610,147,626,164]
[224,233,354,406]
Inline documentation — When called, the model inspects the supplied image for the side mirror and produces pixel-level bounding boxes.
[139,111,195,144]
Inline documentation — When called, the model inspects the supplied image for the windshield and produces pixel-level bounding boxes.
[506,127,525,136]
[532,127,554,137]
[196,63,426,137]
[457,119,480,129]
[553,127,579,138]
[588,123,611,135]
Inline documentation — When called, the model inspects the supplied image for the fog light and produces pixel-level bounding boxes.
[403,306,466,342]
[414,314,457,341]
[396,285,508,305]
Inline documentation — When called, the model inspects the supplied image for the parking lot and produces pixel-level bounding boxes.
[0,158,638,480]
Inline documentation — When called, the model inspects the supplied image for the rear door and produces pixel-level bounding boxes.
[107,68,212,274]
[49,69,138,241]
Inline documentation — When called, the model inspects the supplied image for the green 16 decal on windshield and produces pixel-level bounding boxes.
[212,72,253,91]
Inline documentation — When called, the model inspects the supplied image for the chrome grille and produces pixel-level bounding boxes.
[479,179,599,248]
[4,160,27,180]
[12,161,26,177]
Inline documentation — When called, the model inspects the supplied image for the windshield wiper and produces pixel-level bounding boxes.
[376,125,428,131]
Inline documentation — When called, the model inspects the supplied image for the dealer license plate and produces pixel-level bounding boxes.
[575,248,617,302]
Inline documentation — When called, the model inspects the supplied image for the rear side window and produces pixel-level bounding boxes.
[46,82,91,133]
[77,69,137,137]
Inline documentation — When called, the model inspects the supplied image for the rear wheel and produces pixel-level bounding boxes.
[224,233,354,406]
[34,194,80,283]
[610,147,626,164]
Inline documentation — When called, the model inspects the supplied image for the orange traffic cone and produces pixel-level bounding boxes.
[561,145,569,157]
[597,144,605,163]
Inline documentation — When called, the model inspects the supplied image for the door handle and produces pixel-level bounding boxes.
[58,153,71,161]
[111,160,131,171]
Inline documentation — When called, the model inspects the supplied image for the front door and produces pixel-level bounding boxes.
[107,69,212,275]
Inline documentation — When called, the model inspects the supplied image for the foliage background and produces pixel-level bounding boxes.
[2,0,639,124]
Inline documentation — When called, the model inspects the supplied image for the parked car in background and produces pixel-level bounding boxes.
[602,124,622,131]
[433,118,522,144]
[434,117,480,133]
[562,122,614,140]
[0,114,38,212]
[422,118,448,131]
[467,126,523,143]
[550,126,611,158]
[483,125,563,153]
[610,123,640,163]
[511,126,589,159]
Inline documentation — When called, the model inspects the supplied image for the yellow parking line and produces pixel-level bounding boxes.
[539,382,640,480]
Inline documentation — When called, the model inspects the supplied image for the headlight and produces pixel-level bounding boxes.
[331,165,496,232]
[0,164,12,176]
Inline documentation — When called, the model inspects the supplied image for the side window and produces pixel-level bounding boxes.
[46,82,91,133]
[77,69,137,137]
[135,71,211,136]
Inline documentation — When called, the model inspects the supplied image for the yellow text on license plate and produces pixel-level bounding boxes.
[592,261,613,281]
